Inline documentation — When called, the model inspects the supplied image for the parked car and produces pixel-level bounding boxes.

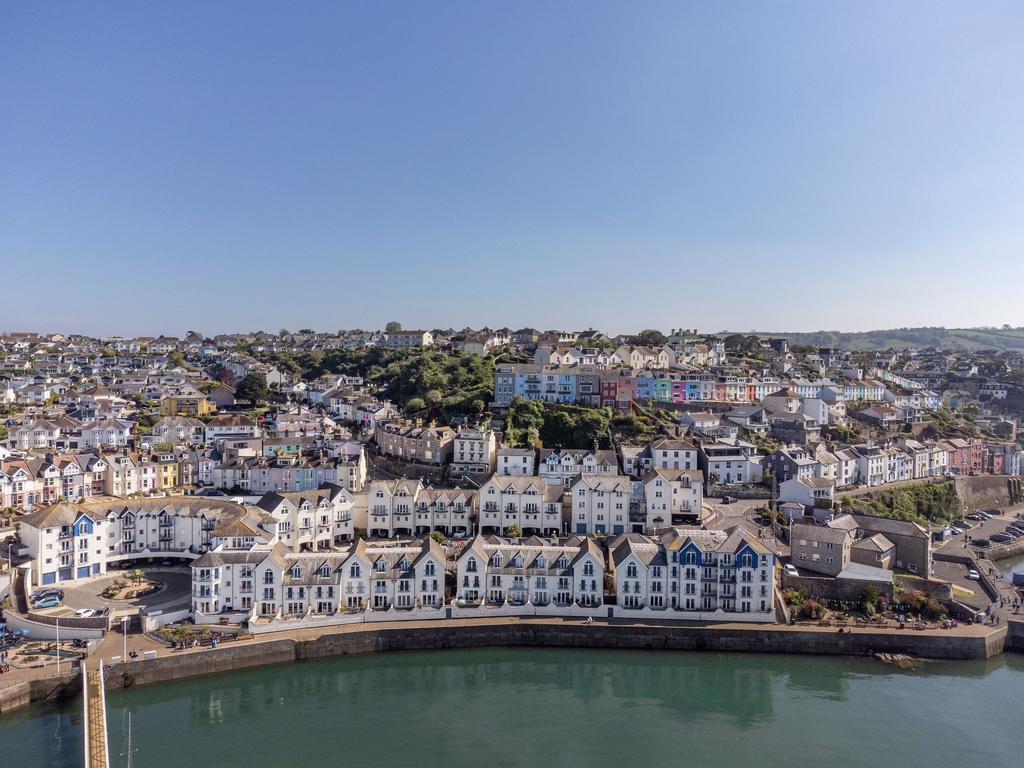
[990,533,1013,543]
[32,596,61,609]
[967,513,984,521]
[1007,524,1024,534]
[977,511,993,520]
[984,508,1002,516]
[74,608,96,618]
[30,589,64,603]
[1002,529,1023,540]
[956,520,975,531]
[950,523,967,534]
[973,538,992,548]
[721,496,736,504]
[966,569,981,580]
[784,564,799,577]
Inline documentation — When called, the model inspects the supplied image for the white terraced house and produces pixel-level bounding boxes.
[366,478,426,538]
[254,484,354,552]
[537,448,619,486]
[412,487,476,537]
[569,475,632,535]
[610,528,775,620]
[643,468,704,530]
[478,476,563,536]
[454,535,605,607]
[496,447,536,476]
[192,537,448,622]
[18,497,273,586]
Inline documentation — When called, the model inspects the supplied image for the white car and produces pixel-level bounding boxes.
[784,564,799,577]
[966,569,980,581]
[74,608,96,618]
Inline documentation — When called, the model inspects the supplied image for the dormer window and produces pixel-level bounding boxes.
[376,559,387,572]
[467,558,477,573]
[490,553,502,567]
[536,556,546,569]
[320,564,330,578]
[512,554,523,568]
[350,564,361,578]
[291,565,301,579]
[425,562,435,576]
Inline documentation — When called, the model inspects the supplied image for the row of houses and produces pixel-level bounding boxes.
[190,527,774,625]
[773,437,1023,509]
[17,486,357,587]
[494,363,893,409]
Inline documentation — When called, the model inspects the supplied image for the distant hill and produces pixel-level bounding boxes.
[718,327,1024,352]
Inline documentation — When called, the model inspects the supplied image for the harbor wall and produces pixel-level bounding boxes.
[0,671,80,716]
[102,620,1007,692]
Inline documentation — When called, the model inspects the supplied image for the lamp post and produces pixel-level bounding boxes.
[55,617,60,676]
[122,615,129,661]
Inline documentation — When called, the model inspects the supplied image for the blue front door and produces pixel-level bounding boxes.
[58,568,72,581]
[575,524,587,534]
[77,566,90,578]
[42,572,56,584]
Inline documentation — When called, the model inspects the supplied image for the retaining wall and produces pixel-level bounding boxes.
[103,620,1006,692]
[1008,619,1024,651]
[954,476,1023,511]
[0,671,80,716]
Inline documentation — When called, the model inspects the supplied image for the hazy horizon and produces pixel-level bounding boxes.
[3,2,1022,336]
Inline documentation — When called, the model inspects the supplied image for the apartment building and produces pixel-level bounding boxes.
[478,476,563,535]
[569,475,632,535]
[642,468,704,530]
[254,484,355,552]
[609,528,775,619]
[455,535,604,607]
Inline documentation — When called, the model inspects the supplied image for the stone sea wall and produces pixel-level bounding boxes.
[103,620,1008,692]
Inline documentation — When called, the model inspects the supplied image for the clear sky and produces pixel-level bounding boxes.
[2,2,1023,337]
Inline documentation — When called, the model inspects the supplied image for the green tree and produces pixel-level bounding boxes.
[505,523,523,538]
[235,372,269,404]
[405,397,427,414]
[636,329,667,346]
[385,321,402,333]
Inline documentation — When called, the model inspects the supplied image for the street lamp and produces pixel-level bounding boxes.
[122,615,129,662]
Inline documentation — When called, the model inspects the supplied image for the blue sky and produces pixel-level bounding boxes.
[2,2,1022,336]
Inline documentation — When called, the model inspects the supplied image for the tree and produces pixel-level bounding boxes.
[636,329,667,347]
[505,523,523,538]
[429,531,446,545]
[405,397,426,414]
[385,321,402,333]
[236,372,269,404]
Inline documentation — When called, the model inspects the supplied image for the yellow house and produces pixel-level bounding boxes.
[159,395,215,416]
[156,454,179,490]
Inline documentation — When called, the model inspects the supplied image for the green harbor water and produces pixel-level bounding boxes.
[4,648,1024,768]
